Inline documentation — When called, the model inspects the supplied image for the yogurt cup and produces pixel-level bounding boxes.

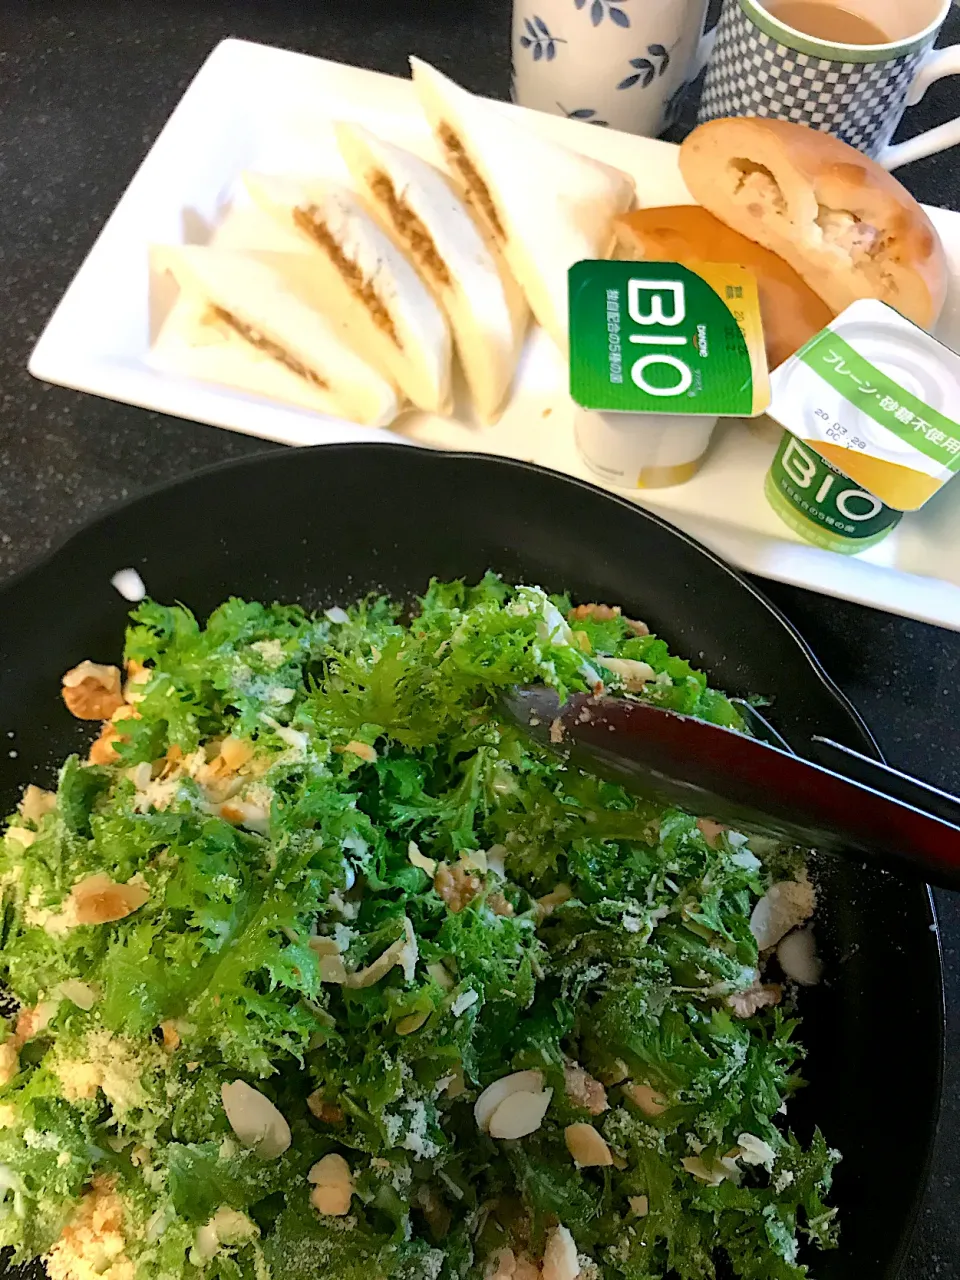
[765,432,902,554]
[574,406,718,490]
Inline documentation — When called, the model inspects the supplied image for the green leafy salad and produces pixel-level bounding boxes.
[0,575,838,1280]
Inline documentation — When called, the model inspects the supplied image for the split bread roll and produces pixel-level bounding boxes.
[335,121,528,422]
[679,118,947,331]
[614,205,834,369]
[410,56,635,351]
[244,173,453,414]
[152,245,399,426]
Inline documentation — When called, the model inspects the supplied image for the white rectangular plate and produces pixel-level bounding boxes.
[29,37,960,630]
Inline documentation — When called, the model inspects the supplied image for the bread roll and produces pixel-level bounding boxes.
[679,118,946,331]
[614,205,833,369]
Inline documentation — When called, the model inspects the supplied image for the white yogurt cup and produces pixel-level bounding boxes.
[574,406,718,490]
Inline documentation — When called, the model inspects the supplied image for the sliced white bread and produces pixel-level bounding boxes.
[410,57,636,351]
[151,245,399,427]
[244,173,453,414]
[335,121,528,423]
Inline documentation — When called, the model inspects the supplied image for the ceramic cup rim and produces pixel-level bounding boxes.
[741,0,949,61]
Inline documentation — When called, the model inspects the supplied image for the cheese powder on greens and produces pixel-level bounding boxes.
[0,576,838,1280]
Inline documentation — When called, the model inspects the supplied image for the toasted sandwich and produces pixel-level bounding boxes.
[336,121,528,423]
[410,57,636,351]
[151,245,400,427]
[244,174,453,414]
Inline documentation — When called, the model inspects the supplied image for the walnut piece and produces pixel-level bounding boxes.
[567,603,649,636]
[488,892,514,917]
[434,862,482,913]
[308,1153,354,1216]
[563,1064,608,1115]
[159,1021,181,1052]
[726,982,782,1018]
[307,1092,344,1123]
[88,722,126,765]
[61,662,125,720]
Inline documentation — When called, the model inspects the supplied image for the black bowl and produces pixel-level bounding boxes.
[0,444,943,1278]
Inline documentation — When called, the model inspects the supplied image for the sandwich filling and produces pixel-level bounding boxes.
[438,123,505,243]
[369,171,451,290]
[209,306,329,389]
[729,161,788,217]
[728,160,886,271]
[292,205,400,346]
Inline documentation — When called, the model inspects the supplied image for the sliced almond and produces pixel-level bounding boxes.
[601,657,656,692]
[427,962,455,991]
[749,875,816,950]
[221,1081,291,1159]
[396,1010,429,1036]
[344,917,416,988]
[219,799,270,834]
[474,1069,544,1133]
[0,1042,21,1086]
[628,1195,649,1217]
[487,1086,552,1140]
[19,785,56,825]
[624,1082,667,1117]
[219,737,255,772]
[71,873,150,925]
[14,1001,57,1044]
[408,840,437,877]
[53,980,99,1011]
[309,936,348,984]
[681,1154,740,1186]
[564,1122,613,1167]
[159,1021,181,1052]
[537,883,572,917]
[542,1225,579,1280]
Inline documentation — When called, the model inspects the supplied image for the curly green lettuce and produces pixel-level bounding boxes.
[0,576,837,1280]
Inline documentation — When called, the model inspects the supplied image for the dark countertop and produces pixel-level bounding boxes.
[0,1,958,1274]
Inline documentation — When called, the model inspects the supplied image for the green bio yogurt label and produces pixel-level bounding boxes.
[765,434,902,554]
[568,260,770,417]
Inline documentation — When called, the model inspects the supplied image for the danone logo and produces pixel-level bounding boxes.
[569,260,766,417]
[767,435,902,549]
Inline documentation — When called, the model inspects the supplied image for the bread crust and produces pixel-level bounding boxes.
[679,118,946,331]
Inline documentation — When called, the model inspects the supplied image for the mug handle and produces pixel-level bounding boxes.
[692,7,720,79]
[877,43,960,170]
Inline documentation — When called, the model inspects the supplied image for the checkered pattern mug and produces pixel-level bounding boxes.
[699,0,960,168]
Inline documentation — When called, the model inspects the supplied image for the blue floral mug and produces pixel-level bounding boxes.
[511,0,717,135]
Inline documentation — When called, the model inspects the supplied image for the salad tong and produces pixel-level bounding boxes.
[502,687,960,891]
